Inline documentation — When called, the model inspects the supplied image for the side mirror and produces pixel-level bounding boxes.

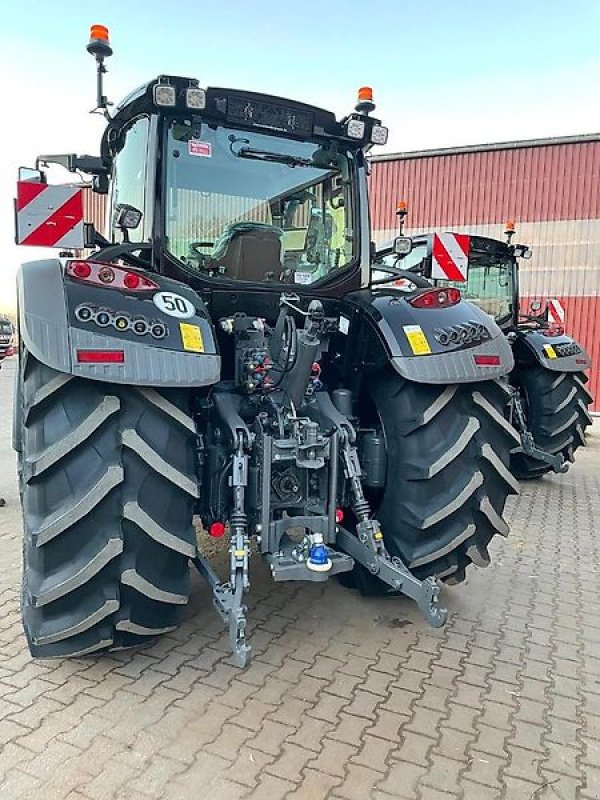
[114,203,142,231]
[393,236,413,256]
[93,174,109,194]
[18,166,46,184]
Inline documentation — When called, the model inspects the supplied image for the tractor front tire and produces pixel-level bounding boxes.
[20,353,199,657]
[351,374,520,592]
[510,368,593,479]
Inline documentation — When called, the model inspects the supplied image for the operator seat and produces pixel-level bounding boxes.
[212,222,284,282]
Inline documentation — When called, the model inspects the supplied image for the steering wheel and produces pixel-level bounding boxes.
[187,241,221,272]
[189,241,214,258]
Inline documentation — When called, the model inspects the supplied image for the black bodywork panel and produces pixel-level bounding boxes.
[337,290,514,384]
[17,259,220,387]
[513,329,592,373]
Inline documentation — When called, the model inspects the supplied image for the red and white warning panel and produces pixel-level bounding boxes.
[15,182,84,249]
[547,298,565,325]
[431,232,470,282]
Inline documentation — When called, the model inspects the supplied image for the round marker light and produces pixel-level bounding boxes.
[98,266,115,284]
[72,262,91,279]
[123,272,141,290]
[75,305,93,322]
[96,311,111,327]
[209,522,226,538]
[150,323,167,339]
[335,508,344,524]
[358,86,373,102]
[132,319,148,335]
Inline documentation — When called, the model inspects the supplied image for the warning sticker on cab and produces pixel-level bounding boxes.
[403,324,432,355]
[544,344,557,359]
[180,323,204,353]
[188,140,212,157]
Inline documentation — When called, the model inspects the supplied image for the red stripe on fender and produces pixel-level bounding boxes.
[16,181,47,211]
[20,191,84,247]
[433,235,466,281]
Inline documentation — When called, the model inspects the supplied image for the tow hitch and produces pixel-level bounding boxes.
[191,394,448,667]
[511,387,569,474]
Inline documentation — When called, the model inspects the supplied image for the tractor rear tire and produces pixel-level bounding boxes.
[510,368,593,479]
[20,353,199,657]
[350,375,520,592]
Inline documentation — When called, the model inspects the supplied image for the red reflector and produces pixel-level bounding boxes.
[65,260,159,291]
[408,287,461,309]
[576,358,588,365]
[72,262,92,279]
[124,272,141,290]
[473,354,501,366]
[76,350,125,364]
[335,508,344,524]
[209,522,226,538]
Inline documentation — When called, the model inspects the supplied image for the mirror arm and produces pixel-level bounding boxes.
[35,153,109,175]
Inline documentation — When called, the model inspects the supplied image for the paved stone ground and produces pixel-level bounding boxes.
[1,356,599,800]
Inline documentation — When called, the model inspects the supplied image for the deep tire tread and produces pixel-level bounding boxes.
[358,376,518,588]
[511,368,593,478]
[21,355,197,657]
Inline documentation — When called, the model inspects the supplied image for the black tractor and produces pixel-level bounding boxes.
[13,27,519,666]
[375,213,593,479]
[0,315,14,363]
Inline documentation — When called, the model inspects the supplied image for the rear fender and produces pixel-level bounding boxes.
[514,330,591,373]
[346,291,514,384]
[17,259,221,386]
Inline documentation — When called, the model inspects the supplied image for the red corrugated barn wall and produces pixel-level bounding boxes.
[370,135,600,410]
[82,189,106,236]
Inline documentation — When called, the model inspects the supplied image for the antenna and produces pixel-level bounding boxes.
[86,24,113,117]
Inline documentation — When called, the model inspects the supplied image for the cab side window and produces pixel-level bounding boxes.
[111,117,150,243]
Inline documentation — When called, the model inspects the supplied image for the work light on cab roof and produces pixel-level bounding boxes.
[342,86,388,145]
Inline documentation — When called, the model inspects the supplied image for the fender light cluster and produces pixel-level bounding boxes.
[66,261,159,292]
[408,287,461,309]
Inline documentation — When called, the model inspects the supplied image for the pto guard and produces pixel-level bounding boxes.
[17,259,221,387]
[516,330,592,373]
[368,293,514,383]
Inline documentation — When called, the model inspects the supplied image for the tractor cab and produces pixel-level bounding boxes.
[17,25,389,315]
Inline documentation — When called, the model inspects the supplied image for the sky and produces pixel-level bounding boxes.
[1,0,599,309]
